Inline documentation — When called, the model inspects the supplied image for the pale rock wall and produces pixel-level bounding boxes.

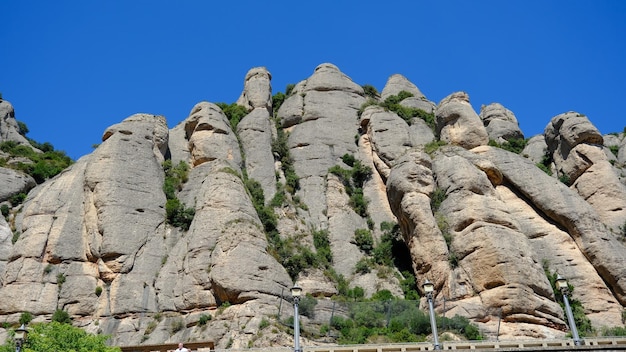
[0,64,624,348]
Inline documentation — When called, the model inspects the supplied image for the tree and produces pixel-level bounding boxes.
[0,322,120,352]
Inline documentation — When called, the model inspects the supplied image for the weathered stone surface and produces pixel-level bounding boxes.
[236,67,272,111]
[386,151,449,289]
[185,102,242,169]
[472,146,626,305]
[0,100,30,146]
[479,103,524,143]
[2,64,626,347]
[436,92,489,149]
[238,107,277,204]
[361,105,413,167]
[0,167,36,202]
[544,112,626,231]
[380,74,425,100]
[521,135,548,164]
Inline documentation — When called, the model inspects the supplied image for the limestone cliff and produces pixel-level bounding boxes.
[0,64,625,348]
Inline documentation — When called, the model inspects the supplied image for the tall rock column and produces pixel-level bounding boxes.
[236,67,278,203]
[545,112,626,232]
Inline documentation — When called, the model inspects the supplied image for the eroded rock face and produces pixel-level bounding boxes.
[0,100,30,146]
[436,92,489,149]
[479,103,524,143]
[1,64,625,348]
[545,112,626,232]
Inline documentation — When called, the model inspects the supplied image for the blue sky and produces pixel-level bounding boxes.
[2,1,625,160]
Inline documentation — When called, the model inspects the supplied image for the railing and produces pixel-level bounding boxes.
[211,337,626,352]
[119,341,214,352]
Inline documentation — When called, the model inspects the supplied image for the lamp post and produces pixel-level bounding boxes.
[556,275,581,346]
[14,324,28,352]
[423,279,441,350]
[291,284,303,352]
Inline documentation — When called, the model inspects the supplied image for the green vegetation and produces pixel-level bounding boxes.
[488,138,528,154]
[357,91,435,129]
[271,122,299,195]
[51,309,71,324]
[0,321,120,352]
[354,229,374,254]
[544,265,593,336]
[162,160,195,231]
[216,102,248,130]
[197,314,211,326]
[1,204,8,219]
[19,312,33,325]
[362,84,379,99]
[95,286,103,297]
[329,154,372,217]
[609,145,619,157]
[536,154,553,176]
[299,295,318,318]
[327,293,482,344]
[424,140,447,155]
[0,140,73,184]
[430,187,446,212]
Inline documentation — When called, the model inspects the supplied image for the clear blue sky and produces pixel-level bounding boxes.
[2,1,625,160]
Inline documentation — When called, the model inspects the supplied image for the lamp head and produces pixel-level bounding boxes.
[422,279,434,293]
[556,275,568,290]
[291,284,302,297]
[14,323,27,341]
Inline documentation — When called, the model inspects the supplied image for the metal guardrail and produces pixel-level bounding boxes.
[119,341,214,352]
[211,337,626,352]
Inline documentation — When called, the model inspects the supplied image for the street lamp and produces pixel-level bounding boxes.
[291,284,303,352]
[423,279,441,350]
[14,324,28,352]
[556,275,581,346]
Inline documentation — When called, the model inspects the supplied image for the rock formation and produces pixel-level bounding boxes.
[0,64,625,348]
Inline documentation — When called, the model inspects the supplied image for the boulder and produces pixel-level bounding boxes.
[479,103,524,143]
[0,167,36,202]
[436,92,489,149]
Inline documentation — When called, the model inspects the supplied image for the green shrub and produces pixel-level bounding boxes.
[298,295,318,318]
[488,138,528,154]
[11,231,20,244]
[1,204,8,218]
[362,84,379,99]
[162,160,194,230]
[430,187,446,212]
[272,125,299,194]
[9,192,26,206]
[0,321,119,351]
[259,318,269,330]
[19,312,33,325]
[354,229,374,254]
[357,99,380,117]
[424,140,447,155]
[538,154,553,175]
[272,92,286,114]
[354,258,371,274]
[95,286,103,297]
[52,309,72,324]
[609,145,619,157]
[0,141,72,184]
[198,314,211,326]
[216,102,248,130]
[56,273,66,287]
[312,229,332,265]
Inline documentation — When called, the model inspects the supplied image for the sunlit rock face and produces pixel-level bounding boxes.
[0,64,625,348]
